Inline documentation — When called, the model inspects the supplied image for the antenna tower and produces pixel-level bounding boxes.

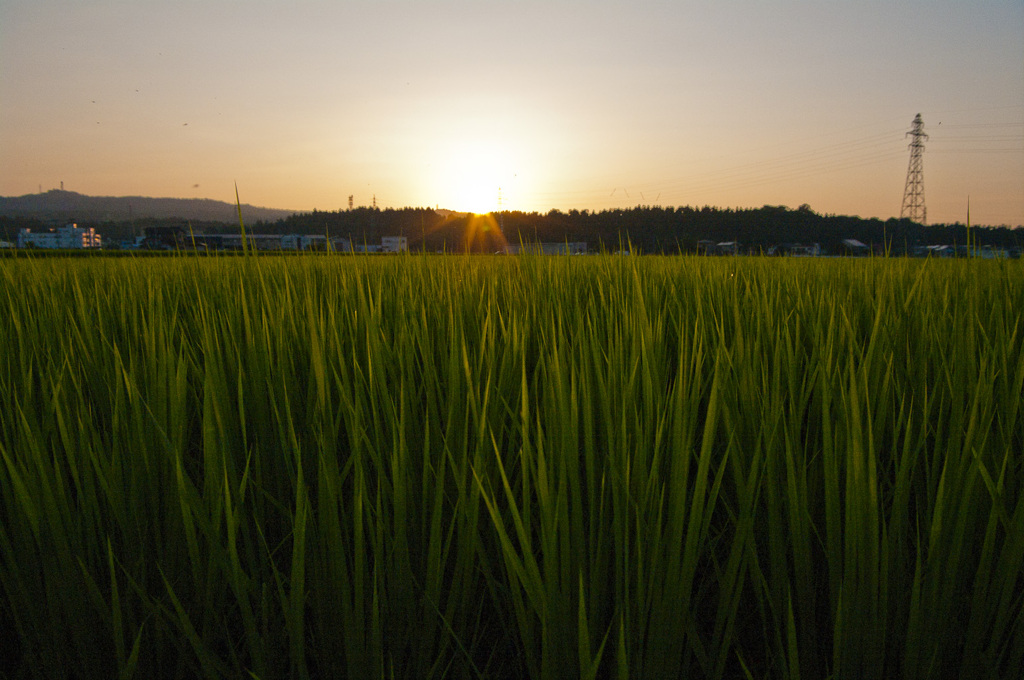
[348,195,354,211]
[900,113,928,224]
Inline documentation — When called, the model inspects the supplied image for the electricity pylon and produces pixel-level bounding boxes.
[900,113,928,224]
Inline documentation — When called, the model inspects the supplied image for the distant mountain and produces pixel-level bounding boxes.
[0,190,296,223]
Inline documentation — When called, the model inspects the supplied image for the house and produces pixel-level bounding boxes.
[841,238,869,255]
[974,245,1009,259]
[913,245,954,258]
[767,243,821,257]
[329,237,353,252]
[381,236,408,253]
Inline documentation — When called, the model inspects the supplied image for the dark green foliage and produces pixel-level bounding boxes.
[7,204,1020,254]
[1,255,1022,679]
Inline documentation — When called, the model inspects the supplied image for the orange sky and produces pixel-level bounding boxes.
[2,1,1022,225]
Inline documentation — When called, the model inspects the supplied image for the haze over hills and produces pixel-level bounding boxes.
[0,190,296,223]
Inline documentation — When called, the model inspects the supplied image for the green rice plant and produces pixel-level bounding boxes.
[0,254,1021,679]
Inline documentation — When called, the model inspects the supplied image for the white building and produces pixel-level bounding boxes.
[354,236,408,253]
[381,236,408,253]
[18,223,101,249]
[280,235,352,251]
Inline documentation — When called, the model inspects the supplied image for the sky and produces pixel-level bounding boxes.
[2,1,1022,226]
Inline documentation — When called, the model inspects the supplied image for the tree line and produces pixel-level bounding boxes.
[3,205,1021,254]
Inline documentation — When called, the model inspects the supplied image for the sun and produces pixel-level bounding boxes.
[414,103,547,214]
[452,166,499,214]
[438,140,513,214]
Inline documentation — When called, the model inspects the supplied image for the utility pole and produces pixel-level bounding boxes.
[966,195,973,257]
[900,113,928,224]
[497,186,504,233]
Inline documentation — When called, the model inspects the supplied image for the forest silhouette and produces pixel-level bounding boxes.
[3,204,1021,254]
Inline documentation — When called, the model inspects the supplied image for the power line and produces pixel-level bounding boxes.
[524,134,905,207]
[526,124,910,205]
[517,114,1018,211]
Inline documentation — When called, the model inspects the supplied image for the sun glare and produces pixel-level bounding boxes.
[453,170,499,214]
[437,139,515,214]
[414,101,553,214]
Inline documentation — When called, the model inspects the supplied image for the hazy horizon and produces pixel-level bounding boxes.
[2,1,1022,225]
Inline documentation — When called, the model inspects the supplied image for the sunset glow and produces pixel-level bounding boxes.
[1,1,1021,225]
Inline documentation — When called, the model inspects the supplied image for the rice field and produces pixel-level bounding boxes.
[1,253,1022,679]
